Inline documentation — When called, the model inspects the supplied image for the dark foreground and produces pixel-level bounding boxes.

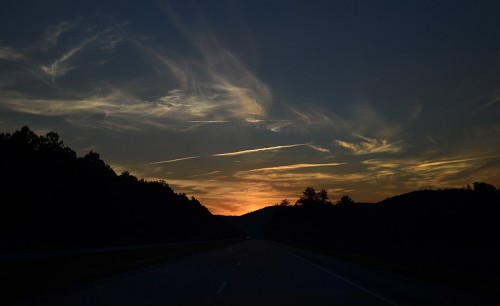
[16,240,497,306]
[2,240,237,305]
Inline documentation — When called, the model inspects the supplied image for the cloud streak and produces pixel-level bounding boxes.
[187,170,221,178]
[213,143,329,157]
[43,21,77,48]
[0,46,26,61]
[235,171,369,186]
[0,6,276,133]
[40,35,97,77]
[149,156,200,165]
[0,88,267,133]
[335,134,403,155]
[477,96,500,112]
[362,154,500,189]
[132,5,274,124]
[241,163,345,173]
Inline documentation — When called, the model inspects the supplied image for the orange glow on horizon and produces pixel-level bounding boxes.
[197,194,286,216]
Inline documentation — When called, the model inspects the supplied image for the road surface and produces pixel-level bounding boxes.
[17,239,495,306]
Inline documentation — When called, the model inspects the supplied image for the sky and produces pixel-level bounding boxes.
[1,0,499,215]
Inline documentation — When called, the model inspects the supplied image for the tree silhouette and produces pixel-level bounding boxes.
[472,181,496,193]
[295,187,331,207]
[302,187,316,200]
[295,187,316,207]
[11,125,39,148]
[279,199,291,206]
[336,195,354,206]
[84,150,105,165]
[119,171,139,183]
[316,189,329,204]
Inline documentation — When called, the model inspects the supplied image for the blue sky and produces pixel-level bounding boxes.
[1,0,499,214]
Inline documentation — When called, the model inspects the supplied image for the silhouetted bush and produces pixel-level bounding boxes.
[473,181,497,193]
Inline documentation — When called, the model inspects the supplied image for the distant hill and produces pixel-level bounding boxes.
[219,205,281,238]
[229,186,499,246]
[0,126,240,252]
[230,185,500,292]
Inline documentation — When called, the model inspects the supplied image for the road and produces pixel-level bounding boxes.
[17,240,495,306]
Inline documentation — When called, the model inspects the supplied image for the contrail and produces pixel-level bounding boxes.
[213,143,329,157]
[244,163,345,172]
[149,156,200,164]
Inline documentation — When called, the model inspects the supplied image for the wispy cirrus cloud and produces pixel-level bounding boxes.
[213,143,329,157]
[186,171,221,178]
[307,144,331,153]
[0,88,257,133]
[40,35,97,77]
[132,4,273,124]
[138,48,270,123]
[477,96,500,112]
[234,171,362,183]
[363,155,499,171]
[43,21,78,48]
[0,46,26,61]
[240,162,345,173]
[0,19,128,94]
[282,103,422,148]
[153,85,266,122]
[335,134,403,155]
[0,17,127,85]
[412,156,495,170]
[233,162,362,187]
[245,119,292,132]
[146,143,331,166]
[0,6,275,133]
[362,154,500,188]
[187,120,229,123]
[149,156,200,165]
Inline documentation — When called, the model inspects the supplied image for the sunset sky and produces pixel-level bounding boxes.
[1,0,499,215]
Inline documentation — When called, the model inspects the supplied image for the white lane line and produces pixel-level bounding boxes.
[278,246,400,306]
[216,281,228,294]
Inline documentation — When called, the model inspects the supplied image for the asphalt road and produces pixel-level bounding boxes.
[17,240,496,306]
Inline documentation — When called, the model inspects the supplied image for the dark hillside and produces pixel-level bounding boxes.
[0,126,240,252]
[243,186,500,294]
[376,188,500,246]
[221,205,281,238]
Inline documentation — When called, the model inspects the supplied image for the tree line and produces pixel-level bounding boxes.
[269,183,499,250]
[278,186,354,207]
[244,184,499,292]
[0,126,239,251]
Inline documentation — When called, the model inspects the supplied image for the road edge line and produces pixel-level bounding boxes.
[274,243,400,306]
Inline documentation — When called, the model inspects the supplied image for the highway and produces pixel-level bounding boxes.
[17,240,495,306]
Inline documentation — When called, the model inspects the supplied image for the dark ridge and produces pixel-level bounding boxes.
[228,186,500,295]
[0,126,241,253]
